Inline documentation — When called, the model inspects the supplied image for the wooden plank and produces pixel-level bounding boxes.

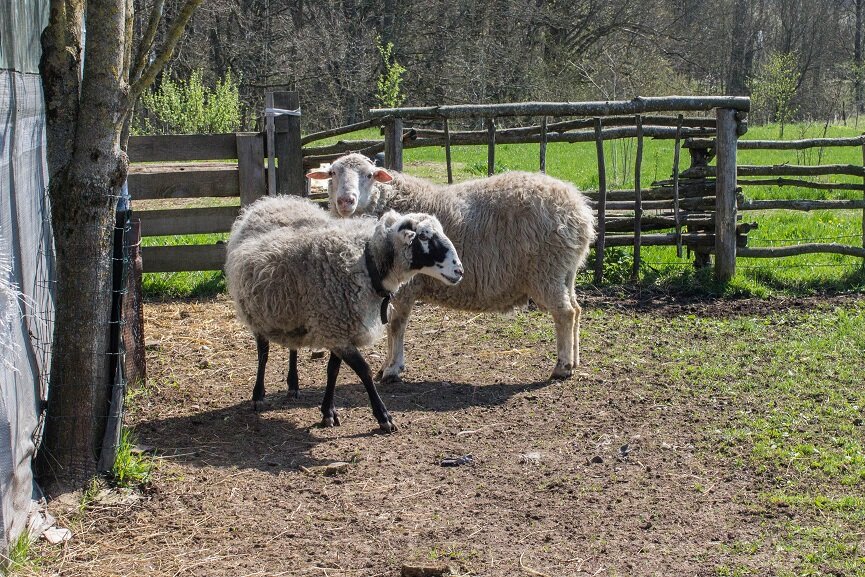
[128,165,239,200]
[715,108,738,282]
[142,244,227,272]
[128,133,241,162]
[737,178,865,191]
[137,206,239,236]
[237,133,266,206]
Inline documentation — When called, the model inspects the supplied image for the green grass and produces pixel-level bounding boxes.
[141,122,865,297]
[1,531,40,575]
[575,300,865,576]
[111,428,154,489]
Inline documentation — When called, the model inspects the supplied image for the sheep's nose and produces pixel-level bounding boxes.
[337,196,355,208]
[453,264,464,279]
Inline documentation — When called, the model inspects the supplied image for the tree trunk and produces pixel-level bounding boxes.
[35,0,129,491]
[726,0,750,95]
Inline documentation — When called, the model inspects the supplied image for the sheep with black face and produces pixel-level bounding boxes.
[225,195,463,432]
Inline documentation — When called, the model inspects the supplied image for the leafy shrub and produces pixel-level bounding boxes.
[134,69,242,135]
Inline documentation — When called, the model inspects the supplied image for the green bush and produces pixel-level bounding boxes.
[134,69,242,135]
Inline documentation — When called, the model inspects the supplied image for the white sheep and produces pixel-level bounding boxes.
[225,194,333,407]
[225,194,464,432]
[307,153,596,383]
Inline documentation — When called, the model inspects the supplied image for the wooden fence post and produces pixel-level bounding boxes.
[384,117,404,171]
[487,118,496,176]
[593,118,607,284]
[237,133,266,206]
[715,107,738,282]
[273,91,304,196]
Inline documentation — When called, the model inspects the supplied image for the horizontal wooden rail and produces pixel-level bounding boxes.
[128,133,257,162]
[301,118,379,145]
[737,178,865,191]
[141,244,226,272]
[738,244,865,258]
[129,164,240,200]
[137,206,239,236]
[740,199,865,211]
[370,96,750,119]
[686,164,865,178]
[685,136,865,150]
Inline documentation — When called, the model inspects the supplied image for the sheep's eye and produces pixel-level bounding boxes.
[416,232,430,242]
[367,172,374,179]
[328,170,334,177]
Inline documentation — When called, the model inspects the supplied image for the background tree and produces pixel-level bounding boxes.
[35,0,202,491]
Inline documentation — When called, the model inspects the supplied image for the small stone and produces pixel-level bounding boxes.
[324,462,350,476]
[43,527,72,544]
[401,562,451,577]
[589,455,603,464]
[520,452,541,465]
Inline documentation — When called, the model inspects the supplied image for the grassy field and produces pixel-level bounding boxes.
[140,122,865,297]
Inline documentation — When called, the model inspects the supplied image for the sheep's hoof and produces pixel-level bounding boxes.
[379,371,403,385]
[378,419,397,433]
[252,398,269,412]
[286,388,300,400]
[321,413,341,428]
[550,362,573,381]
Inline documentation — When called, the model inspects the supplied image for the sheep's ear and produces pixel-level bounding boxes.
[373,168,393,183]
[306,169,330,180]
[398,228,416,246]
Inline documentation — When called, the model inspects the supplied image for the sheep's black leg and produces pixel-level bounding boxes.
[252,334,269,411]
[339,346,396,433]
[320,352,342,427]
[286,349,299,399]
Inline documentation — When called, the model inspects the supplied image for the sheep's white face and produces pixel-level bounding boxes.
[390,213,463,286]
[306,153,391,217]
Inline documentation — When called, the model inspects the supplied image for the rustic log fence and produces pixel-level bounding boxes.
[129,91,865,281]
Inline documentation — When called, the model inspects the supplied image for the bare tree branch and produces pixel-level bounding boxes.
[130,0,165,84]
[130,0,204,101]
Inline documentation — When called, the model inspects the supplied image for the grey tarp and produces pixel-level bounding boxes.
[0,0,54,551]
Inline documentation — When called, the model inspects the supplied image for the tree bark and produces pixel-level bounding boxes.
[856,0,863,113]
[35,0,201,492]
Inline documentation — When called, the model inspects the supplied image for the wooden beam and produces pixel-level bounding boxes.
[487,118,496,176]
[738,244,865,258]
[137,206,239,236]
[128,165,239,200]
[715,108,738,282]
[369,96,751,119]
[128,133,242,162]
[593,118,607,284]
[237,133,266,206]
[384,117,404,171]
[740,199,865,211]
[273,91,305,196]
[142,243,226,272]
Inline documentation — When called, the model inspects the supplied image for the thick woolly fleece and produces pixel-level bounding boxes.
[225,195,454,351]
[328,154,596,314]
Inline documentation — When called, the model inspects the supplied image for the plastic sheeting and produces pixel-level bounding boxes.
[0,0,54,552]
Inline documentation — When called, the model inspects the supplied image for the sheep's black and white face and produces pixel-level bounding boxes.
[394,214,463,286]
[306,153,391,217]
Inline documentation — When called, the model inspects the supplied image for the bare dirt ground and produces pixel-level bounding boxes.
[33,293,860,577]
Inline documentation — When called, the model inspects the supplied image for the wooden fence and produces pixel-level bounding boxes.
[129,91,865,280]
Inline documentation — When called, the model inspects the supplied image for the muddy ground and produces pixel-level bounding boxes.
[32,293,860,577]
